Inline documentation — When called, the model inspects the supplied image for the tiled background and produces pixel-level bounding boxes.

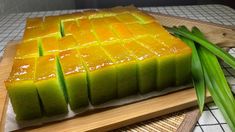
[0,0,76,16]
[0,4,235,132]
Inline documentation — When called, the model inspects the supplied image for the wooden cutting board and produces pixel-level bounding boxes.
[0,12,235,131]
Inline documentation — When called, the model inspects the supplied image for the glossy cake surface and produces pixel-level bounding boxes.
[5,58,42,120]
[102,43,138,97]
[6,5,192,120]
[59,50,89,110]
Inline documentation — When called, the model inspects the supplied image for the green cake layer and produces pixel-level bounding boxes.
[40,36,59,56]
[166,38,192,86]
[5,58,42,120]
[124,40,157,93]
[137,36,175,90]
[58,50,89,110]
[102,42,138,98]
[35,55,68,116]
[6,6,193,120]
[79,46,117,105]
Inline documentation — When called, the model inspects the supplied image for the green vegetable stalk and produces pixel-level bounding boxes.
[179,35,205,112]
[167,25,235,131]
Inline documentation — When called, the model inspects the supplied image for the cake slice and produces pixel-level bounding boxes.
[126,23,148,37]
[58,50,89,110]
[40,36,59,56]
[73,29,98,47]
[35,55,68,116]
[62,20,79,36]
[23,27,43,42]
[79,45,117,105]
[77,18,92,30]
[124,40,157,93]
[44,15,61,25]
[25,17,43,29]
[137,36,175,90]
[72,19,98,46]
[5,58,42,120]
[91,18,119,43]
[111,22,133,40]
[15,40,39,59]
[102,42,137,98]
[23,20,61,42]
[160,37,192,86]
[42,24,62,39]
[144,22,170,37]
[58,35,78,51]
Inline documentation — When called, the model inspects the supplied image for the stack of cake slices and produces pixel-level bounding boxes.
[5,6,192,120]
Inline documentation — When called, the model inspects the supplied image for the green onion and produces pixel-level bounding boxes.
[178,34,205,112]
[165,26,235,69]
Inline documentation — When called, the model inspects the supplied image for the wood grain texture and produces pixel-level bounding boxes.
[0,12,235,131]
[176,108,200,132]
[114,107,199,132]
[0,43,16,132]
[150,12,235,48]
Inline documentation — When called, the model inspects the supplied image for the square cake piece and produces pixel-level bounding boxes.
[137,36,175,90]
[15,40,39,59]
[5,58,42,120]
[111,22,133,40]
[102,42,138,98]
[35,55,68,116]
[160,37,192,86]
[40,36,59,56]
[91,18,119,43]
[124,40,157,93]
[25,17,43,29]
[58,35,78,51]
[58,50,89,110]
[62,20,79,36]
[79,45,117,105]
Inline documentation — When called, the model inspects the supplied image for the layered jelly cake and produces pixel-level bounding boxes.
[79,46,117,105]
[5,58,42,120]
[102,42,138,97]
[5,6,192,120]
[58,50,89,110]
[35,55,68,115]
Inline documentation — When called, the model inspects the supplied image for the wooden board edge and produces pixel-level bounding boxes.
[22,90,211,132]
[0,43,17,132]
[0,97,8,132]
[176,107,200,132]
[147,11,235,30]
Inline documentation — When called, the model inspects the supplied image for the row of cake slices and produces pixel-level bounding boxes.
[18,20,171,58]
[5,35,191,120]
[23,6,158,42]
